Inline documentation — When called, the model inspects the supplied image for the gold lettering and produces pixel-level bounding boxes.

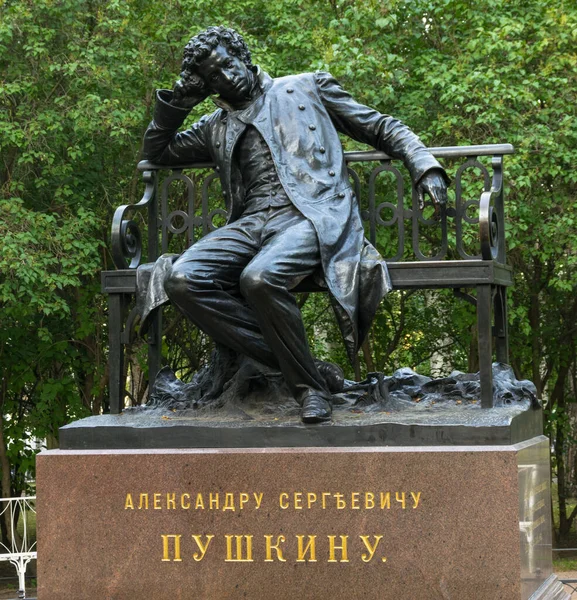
[360,535,383,562]
[264,535,287,562]
[411,491,421,509]
[334,493,346,509]
[380,492,390,509]
[225,535,254,562]
[294,492,303,510]
[161,535,182,562]
[351,492,360,510]
[328,535,349,563]
[365,492,375,509]
[181,493,191,509]
[395,492,406,509]
[307,492,317,509]
[154,493,162,510]
[525,515,546,533]
[534,482,547,495]
[192,535,214,561]
[223,493,236,511]
[195,493,205,510]
[124,493,134,510]
[138,493,149,510]
[254,492,263,509]
[279,493,289,509]
[166,493,176,510]
[239,492,249,509]
[296,535,317,562]
[209,493,219,510]
[321,492,331,509]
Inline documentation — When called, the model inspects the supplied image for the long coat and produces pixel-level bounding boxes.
[142,69,446,362]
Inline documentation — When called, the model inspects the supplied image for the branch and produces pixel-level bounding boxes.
[412,340,458,369]
[297,293,310,309]
[384,291,416,359]
[567,502,577,528]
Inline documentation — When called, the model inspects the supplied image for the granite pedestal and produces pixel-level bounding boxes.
[36,406,567,599]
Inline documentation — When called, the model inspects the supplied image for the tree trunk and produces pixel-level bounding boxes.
[0,408,16,545]
[362,336,375,373]
[552,362,572,542]
[468,324,479,373]
[529,291,543,396]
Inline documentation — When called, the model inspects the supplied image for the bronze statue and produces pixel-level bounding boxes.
[142,26,449,424]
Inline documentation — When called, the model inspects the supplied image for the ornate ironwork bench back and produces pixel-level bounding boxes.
[103,143,514,413]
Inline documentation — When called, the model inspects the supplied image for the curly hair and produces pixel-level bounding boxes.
[182,26,252,75]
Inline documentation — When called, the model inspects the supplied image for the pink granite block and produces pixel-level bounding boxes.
[36,437,567,599]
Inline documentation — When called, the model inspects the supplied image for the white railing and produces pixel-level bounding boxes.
[0,496,36,599]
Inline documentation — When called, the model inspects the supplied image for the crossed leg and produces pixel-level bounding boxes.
[164,205,331,408]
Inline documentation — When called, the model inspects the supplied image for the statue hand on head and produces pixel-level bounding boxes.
[416,170,448,210]
[171,71,211,108]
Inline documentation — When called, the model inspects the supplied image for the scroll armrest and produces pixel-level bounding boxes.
[478,155,506,262]
[111,170,157,269]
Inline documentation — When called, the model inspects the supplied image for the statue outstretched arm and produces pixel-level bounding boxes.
[314,71,449,201]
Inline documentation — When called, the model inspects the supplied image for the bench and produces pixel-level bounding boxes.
[102,143,514,414]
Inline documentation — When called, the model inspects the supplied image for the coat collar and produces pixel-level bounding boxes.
[211,67,273,115]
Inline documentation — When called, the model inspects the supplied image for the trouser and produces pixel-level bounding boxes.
[163,204,329,402]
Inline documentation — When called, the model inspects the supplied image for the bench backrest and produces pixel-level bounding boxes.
[111,144,513,271]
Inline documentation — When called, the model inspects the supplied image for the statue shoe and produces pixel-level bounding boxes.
[314,359,345,393]
[300,391,333,424]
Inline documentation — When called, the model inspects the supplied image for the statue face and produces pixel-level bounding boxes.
[198,44,253,104]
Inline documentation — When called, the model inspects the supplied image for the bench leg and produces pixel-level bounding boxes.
[494,286,509,364]
[477,285,494,408]
[108,293,126,414]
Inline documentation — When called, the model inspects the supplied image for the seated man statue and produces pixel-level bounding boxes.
[142,26,449,424]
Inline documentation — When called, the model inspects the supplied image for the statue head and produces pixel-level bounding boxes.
[181,27,255,104]
[182,26,253,73]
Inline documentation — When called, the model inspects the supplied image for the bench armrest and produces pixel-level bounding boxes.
[111,170,157,269]
[479,156,505,262]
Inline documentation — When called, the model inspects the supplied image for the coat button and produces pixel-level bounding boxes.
[272,191,277,196]
[287,88,294,93]
[309,124,316,130]
[216,141,221,148]
[215,166,220,172]
[299,104,306,110]
[338,192,345,198]
[329,170,335,176]
[319,146,326,153]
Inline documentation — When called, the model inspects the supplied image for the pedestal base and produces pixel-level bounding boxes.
[59,404,543,448]
[36,435,566,599]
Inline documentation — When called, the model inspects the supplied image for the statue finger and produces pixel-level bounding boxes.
[437,185,448,205]
[432,183,448,205]
[428,184,446,206]
[416,185,425,210]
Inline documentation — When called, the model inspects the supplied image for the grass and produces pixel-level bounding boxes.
[16,509,36,543]
[551,482,577,572]
[554,556,577,572]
